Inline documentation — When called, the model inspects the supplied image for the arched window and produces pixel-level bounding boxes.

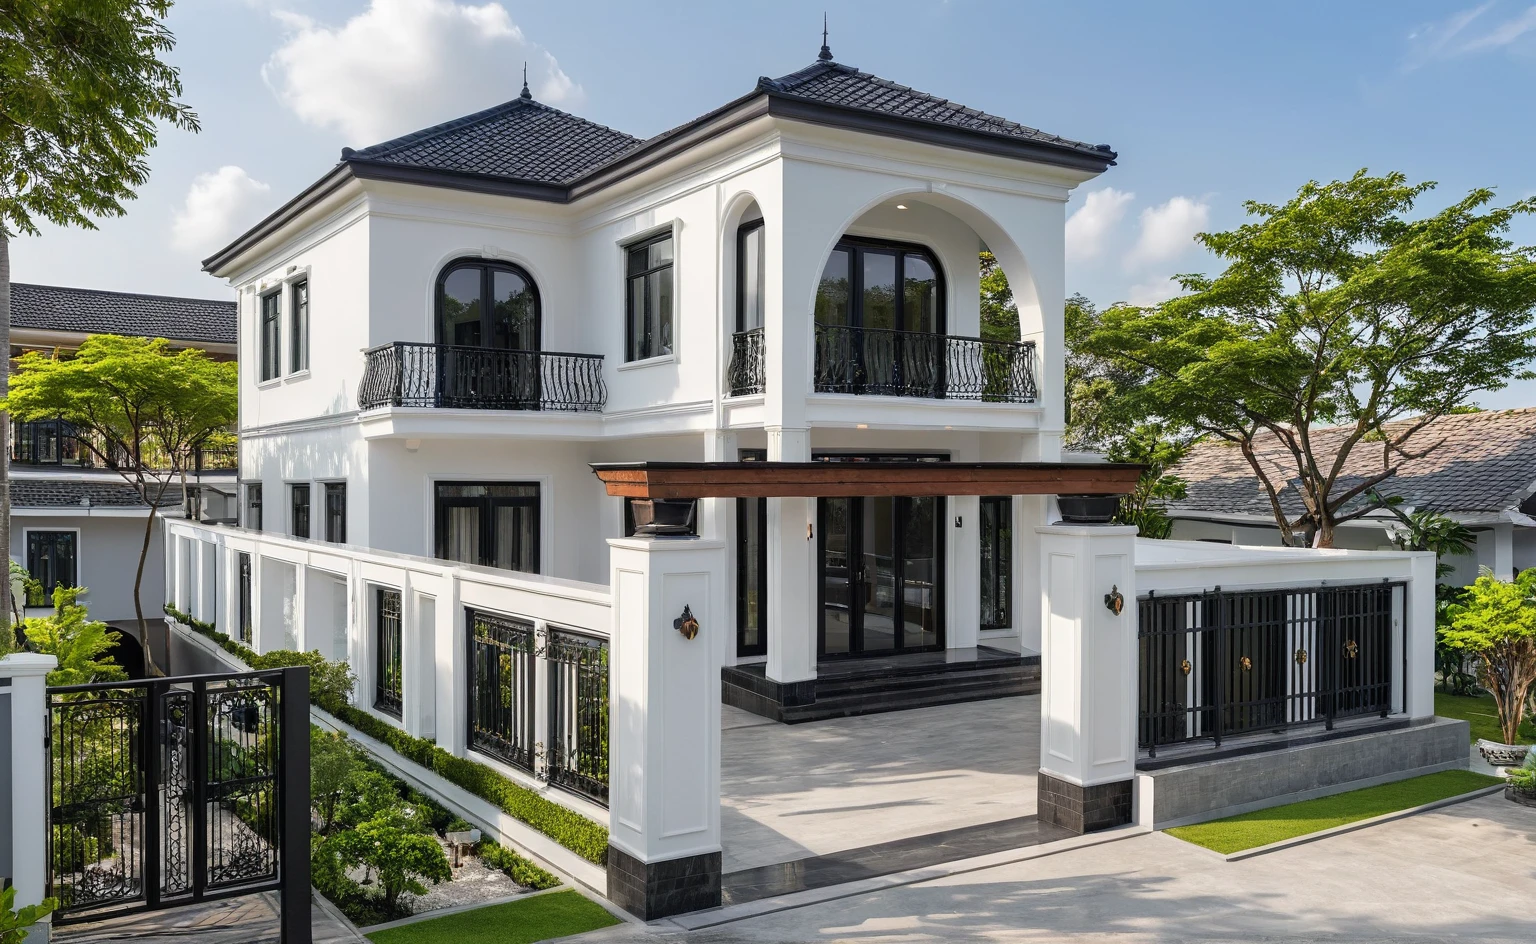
[436,259,540,350]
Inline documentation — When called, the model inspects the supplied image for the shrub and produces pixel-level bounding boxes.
[25,587,126,686]
[331,807,451,910]
[0,884,57,944]
[476,838,560,890]
[1443,571,1536,745]
[312,728,359,834]
[249,648,356,705]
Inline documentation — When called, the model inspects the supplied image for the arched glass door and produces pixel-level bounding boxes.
[436,259,542,407]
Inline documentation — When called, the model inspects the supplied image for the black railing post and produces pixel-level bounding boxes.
[143,679,163,910]
[279,665,312,944]
[1323,589,1337,731]
[1211,587,1224,749]
[190,680,209,900]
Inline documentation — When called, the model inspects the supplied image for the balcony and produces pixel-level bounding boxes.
[358,342,606,412]
[11,419,238,472]
[813,325,1037,402]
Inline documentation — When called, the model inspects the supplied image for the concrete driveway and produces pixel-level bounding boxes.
[594,792,1535,943]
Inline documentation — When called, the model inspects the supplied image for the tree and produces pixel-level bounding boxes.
[21,585,126,686]
[311,729,360,834]
[1443,570,1536,746]
[1064,294,1147,452]
[979,250,1019,342]
[332,806,450,911]
[0,1,199,631]
[4,336,236,670]
[1083,171,1536,547]
[1106,428,1188,539]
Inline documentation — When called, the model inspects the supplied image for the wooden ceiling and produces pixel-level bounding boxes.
[590,461,1144,499]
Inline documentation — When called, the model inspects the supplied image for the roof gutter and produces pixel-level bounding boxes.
[202,163,357,276]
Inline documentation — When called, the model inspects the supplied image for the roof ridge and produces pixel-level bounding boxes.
[347,97,641,163]
[13,282,235,308]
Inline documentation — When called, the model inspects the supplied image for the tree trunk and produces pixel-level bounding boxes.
[1,233,11,639]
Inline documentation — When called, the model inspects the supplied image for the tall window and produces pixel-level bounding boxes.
[979,496,1012,630]
[246,483,263,531]
[625,233,674,361]
[289,279,309,372]
[324,482,347,543]
[737,219,764,333]
[434,482,539,574]
[291,484,311,539]
[237,552,253,644]
[26,531,76,605]
[437,259,539,350]
[374,587,403,718]
[259,291,281,382]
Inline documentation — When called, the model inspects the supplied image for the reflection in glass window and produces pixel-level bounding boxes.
[625,234,674,361]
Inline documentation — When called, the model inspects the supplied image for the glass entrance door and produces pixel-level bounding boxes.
[818,495,943,658]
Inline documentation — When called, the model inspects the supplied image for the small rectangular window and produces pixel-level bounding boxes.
[624,233,674,361]
[291,483,311,539]
[246,483,263,531]
[260,292,281,382]
[324,482,346,543]
[979,496,1012,630]
[375,587,403,718]
[26,531,77,605]
[289,279,309,373]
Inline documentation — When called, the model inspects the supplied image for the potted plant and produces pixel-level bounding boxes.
[1442,570,1536,766]
[1506,748,1536,808]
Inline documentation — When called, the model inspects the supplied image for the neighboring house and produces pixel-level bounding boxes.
[1166,408,1536,583]
[8,283,237,622]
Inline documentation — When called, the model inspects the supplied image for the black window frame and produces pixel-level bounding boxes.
[291,483,311,539]
[435,257,542,351]
[237,551,253,644]
[324,481,346,543]
[289,278,309,373]
[735,449,768,657]
[736,218,765,333]
[433,481,541,574]
[259,290,282,382]
[624,232,675,362]
[979,495,1013,631]
[374,586,403,719]
[26,530,77,605]
[815,235,947,334]
[246,483,263,531]
[466,607,537,773]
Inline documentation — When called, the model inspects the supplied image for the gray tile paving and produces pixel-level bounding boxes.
[53,891,365,944]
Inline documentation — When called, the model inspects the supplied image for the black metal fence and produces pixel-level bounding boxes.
[467,609,537,773]
[358,341,606,412]
[12,418,238,472]
[727,327,766,396]
[47,668,309,937]
[1138,581,1403,755]
[813,324,1037,402]
[545,629,610,806]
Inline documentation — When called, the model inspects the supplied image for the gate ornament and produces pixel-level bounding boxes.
[1180,659,1192,676]
[1344,639,1359,659]
[1104,585,1124,616]
[1240,655,1252,671]
[674,604,700,640]
[1295,648,1308,665]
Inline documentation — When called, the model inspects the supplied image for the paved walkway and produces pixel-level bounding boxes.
[589,793,1535,943]
[53,891,365,944]
[721,697,1038,874]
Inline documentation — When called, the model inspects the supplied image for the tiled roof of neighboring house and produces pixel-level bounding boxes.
[10,282,236,346]
[756,60,1114,162]
[1168,408,1536,521]
[10,479,184,509]
[344,96,643,185]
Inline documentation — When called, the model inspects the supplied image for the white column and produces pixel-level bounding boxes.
[433,573,464,755]
[765,427,816,684]
[607,536,725,920]
[1405,551,1437,720]
[948,496,981,651]
[3,653,57,943]
[1037,524,1137,834]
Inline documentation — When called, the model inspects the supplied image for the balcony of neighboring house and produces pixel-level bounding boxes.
[11,418,239,475]
[356,258,607,442]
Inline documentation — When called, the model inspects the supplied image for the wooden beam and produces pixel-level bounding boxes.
[589,461,1144,499]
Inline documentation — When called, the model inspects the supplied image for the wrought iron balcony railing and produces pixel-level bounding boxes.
[358,342,606,412]
[11,418,237,472]
[726,327,766,397]
[813,324,1038,402]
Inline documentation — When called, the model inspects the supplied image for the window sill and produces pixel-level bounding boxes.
[256,377,282,390]
[617,353,676,372]
[284,370,311,382]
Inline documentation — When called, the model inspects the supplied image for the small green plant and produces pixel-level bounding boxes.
[311,728,360,834]
[0,886,55,944]
[332,806,451,911]
[23,587,126,686]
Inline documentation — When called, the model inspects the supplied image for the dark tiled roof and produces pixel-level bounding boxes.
[10,283,236,346]
[10,479,183,509]
[345,98,642,185]
[1168,409,1536,520]
[757,61,1114,162]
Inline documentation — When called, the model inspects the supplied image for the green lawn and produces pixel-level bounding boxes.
[1434,692,1536,744]
[1165,769,1502,855]
[365,891,620,944]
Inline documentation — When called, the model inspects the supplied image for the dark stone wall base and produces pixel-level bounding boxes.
[1038,771,1131,834]
[607,845,721,920]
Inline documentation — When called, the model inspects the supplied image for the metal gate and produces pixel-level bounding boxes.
[46,667,310,938]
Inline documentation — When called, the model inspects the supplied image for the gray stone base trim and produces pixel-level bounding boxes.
[607,845,721,920]
[1037,771,1132,834]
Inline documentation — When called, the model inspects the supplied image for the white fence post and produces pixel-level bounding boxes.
[3,653,58,942]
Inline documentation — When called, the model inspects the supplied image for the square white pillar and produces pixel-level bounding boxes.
[3,653,57,942]
[765,428,816,686]
[1037,524,1138,833]
[607,536,725,920]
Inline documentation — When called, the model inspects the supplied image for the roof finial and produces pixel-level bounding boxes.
[520,62,531,100]
[818,13,833,61]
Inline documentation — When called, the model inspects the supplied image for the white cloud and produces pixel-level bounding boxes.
[1128,196,1210,267]
[1065,187,1134,262]
[1405,2,1536,67]
[1125,276,1184,307]
[262,0,584,144]
[171,166,272,255]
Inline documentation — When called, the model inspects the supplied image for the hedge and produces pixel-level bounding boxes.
[165,603,259,664]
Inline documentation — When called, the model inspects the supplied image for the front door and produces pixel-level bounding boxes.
[819,495,943,658]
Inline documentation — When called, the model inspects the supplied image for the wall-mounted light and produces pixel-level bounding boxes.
[895,204,909,210]
[954,516,963,528]
[1104,585,1124,616]
[673,604,700,641]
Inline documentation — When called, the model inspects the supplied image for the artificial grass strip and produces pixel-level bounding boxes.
[1165,769,1502,854]
[1434,692,1536,745]
[365,891,620,944]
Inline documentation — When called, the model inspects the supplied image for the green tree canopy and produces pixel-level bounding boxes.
[1082,171,1536,547]
[1443,570,1536,746]
[4,335,236,667]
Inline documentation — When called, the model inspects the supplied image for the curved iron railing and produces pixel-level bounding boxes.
[726,327,766,396]
[813,324,1038,402]
[358,341,606,412]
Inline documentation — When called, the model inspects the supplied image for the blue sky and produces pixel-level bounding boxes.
[12,0,1536,404]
